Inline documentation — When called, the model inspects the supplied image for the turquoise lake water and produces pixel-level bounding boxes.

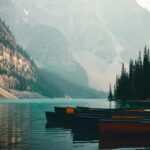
[0,99,149,150]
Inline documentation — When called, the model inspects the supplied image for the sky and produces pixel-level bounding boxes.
[137,0,150,11]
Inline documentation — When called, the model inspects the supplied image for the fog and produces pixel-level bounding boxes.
[0,0,150,91]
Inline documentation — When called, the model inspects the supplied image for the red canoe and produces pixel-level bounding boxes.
[99,133,150,149]
[99,119,150,137]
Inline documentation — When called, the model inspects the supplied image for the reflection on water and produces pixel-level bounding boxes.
[72,127,99,142]
[0,104,31,150]
[0,99,106,150]
[0,99,150,150]
[116,100,150,109]
[46,121,99,142]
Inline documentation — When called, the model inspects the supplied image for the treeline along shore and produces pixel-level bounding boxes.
[109,46,150,101]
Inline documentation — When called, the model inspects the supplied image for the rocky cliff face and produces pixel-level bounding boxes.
[0,19,36,91]
[0,0,149,91]
[0,19,107,99]
[24,25,89,87]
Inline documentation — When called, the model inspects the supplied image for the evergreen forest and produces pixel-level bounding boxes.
[109,46,150,101]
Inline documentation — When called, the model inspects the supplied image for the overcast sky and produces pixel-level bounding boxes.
[137,0,150,11]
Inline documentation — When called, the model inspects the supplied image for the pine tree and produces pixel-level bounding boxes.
[113,46,150,101]
[128,59,135,99]
[108,84,113,101]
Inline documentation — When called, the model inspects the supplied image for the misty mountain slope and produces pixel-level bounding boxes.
[36,68,107,98]
[1,0,150,91]
[98,0,150,60]
[0,0,90,87]
[0,18,106,98]
[22,25,89,87]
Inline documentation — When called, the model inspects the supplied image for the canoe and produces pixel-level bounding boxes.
[99,119,150,149]
[54,106,147,116]
[45,112,57,121]
[99,132,150,149]
[112,115,144,119]
[76,106,145,113]
[46,107,150,126]
[73,114,147,128]
[54,107,75,114]
[76,107,148,118]
[99,119,150,138]
[45,120,72,129]
[76,107,150,119]
[45,107,75,124]
[74,107,150,126]
[54,107,66,113]
[45,111,74,123]
[76,106,117,114]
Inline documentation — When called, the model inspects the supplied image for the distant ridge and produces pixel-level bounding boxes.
[0,18,107,99]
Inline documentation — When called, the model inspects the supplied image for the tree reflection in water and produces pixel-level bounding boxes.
[0,104,31,150]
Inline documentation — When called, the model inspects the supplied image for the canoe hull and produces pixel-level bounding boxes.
[99,133,150,149]
[99,120,150,149]
[45,112,74,124]
[99,120,150,138]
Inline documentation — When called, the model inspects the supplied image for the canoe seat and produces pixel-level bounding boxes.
[66,108,75,114]
[112,115,144,119]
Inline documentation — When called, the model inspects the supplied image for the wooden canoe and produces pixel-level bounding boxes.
[45,119,72,129]
[76,107,150,120]
[99,132,150,149]
[75,107,150,124]
[54,107,75,114]
[99,119,150,137]
[77,106,144,112]
[46,107,150,126]
[76,107,148,117]
[54,106,147,116]
[45,111,74,123]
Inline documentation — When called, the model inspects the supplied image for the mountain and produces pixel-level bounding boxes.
[0,19,106,98]
[20,25,89,87]
[0,0,89,87]
[0,19,37,92]
[1,0,149,91]
[36,68,107,98]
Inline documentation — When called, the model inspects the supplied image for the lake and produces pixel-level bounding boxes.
[0,99,149,150]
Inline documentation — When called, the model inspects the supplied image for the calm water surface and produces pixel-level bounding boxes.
[0,99,149,150]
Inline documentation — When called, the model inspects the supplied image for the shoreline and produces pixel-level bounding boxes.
[0,87,17,99]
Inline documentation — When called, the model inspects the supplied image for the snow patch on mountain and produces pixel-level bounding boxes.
[24,9,29,16]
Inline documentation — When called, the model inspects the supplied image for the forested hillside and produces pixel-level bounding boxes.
[0,19,37,91]
[113,46,150,100]
[0,18,107,98]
